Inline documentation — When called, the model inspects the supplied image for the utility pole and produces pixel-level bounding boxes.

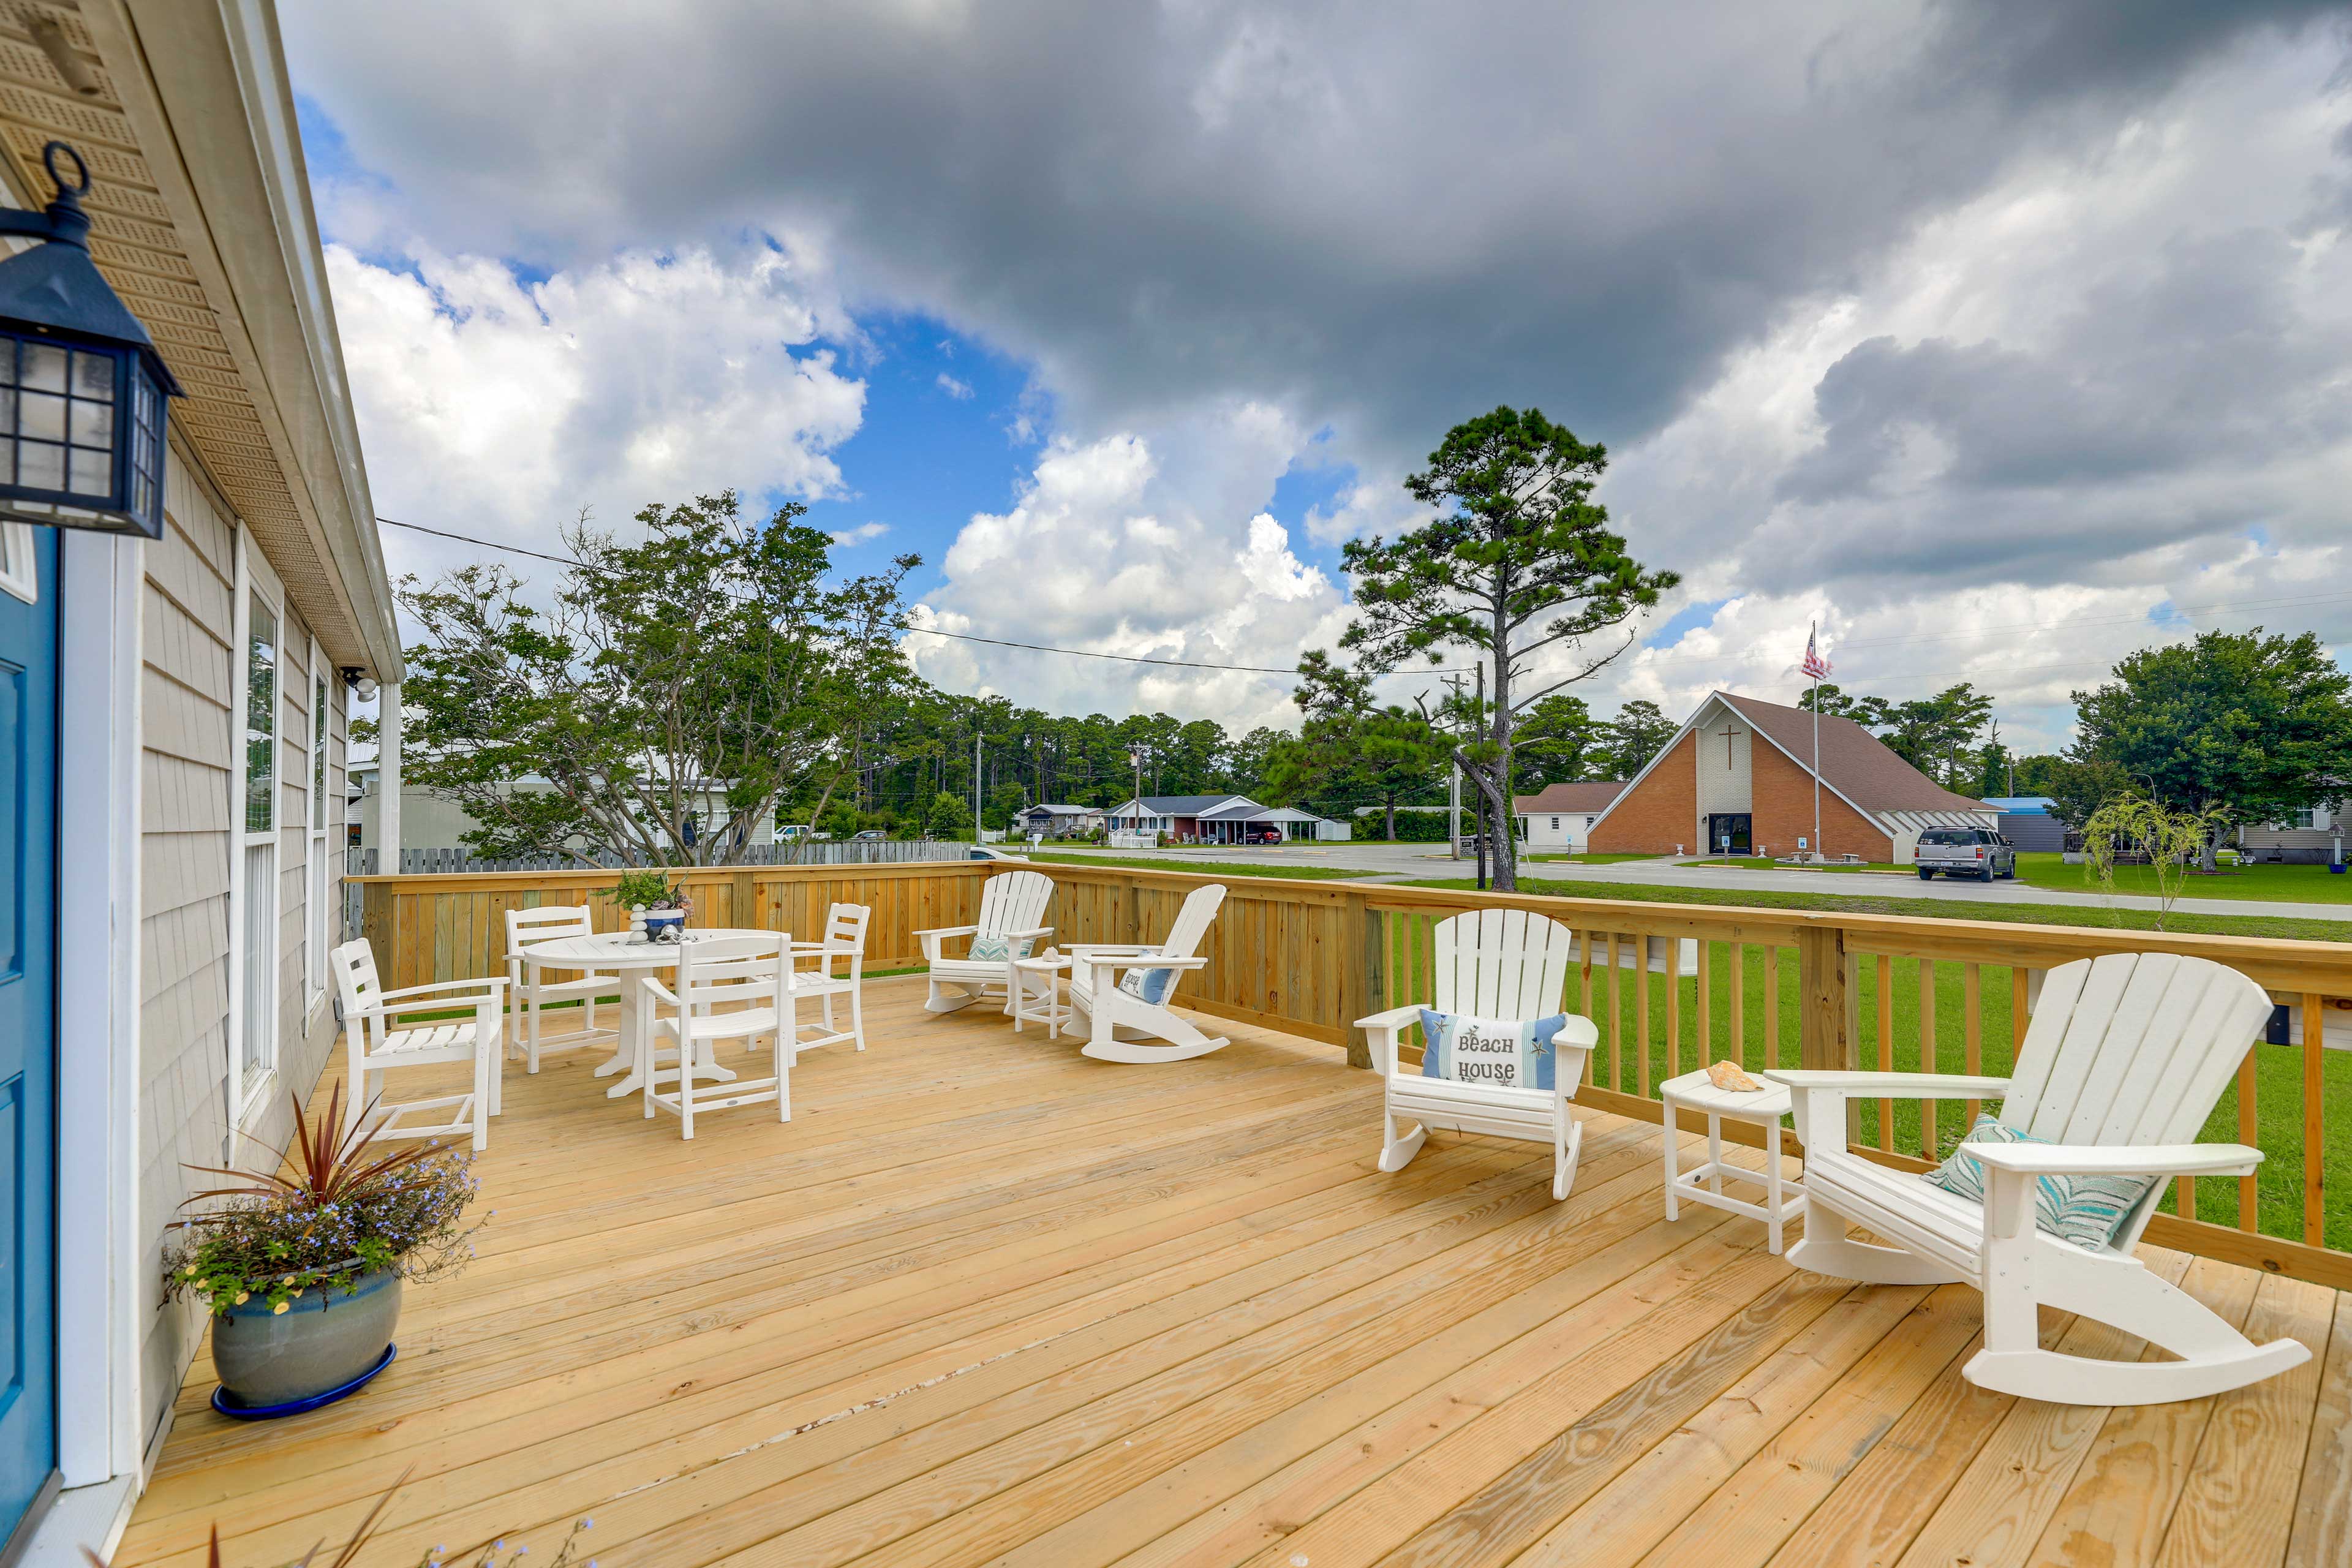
[1473,663,1490,891]
[1444,673,1467,861]
[973,725,983,842]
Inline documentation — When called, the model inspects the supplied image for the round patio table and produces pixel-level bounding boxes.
[524,927,780,1098]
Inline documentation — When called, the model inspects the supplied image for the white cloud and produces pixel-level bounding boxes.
[935,371,974,399]
[907,408,1354,727]
[829,521,891,546]
[326,240,864,587]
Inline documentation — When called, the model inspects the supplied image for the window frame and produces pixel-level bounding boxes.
[225,531,286,1131]
[305,636,331,1018]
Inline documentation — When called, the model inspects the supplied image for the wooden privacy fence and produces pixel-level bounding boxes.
[353,859,2352,1289]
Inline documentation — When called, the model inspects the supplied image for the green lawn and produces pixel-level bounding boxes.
[1378,884,2352,1250]
[2014,851,2352,905]
[1021,852,1378,880]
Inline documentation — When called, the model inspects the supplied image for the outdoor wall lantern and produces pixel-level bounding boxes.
[0,143,180,540]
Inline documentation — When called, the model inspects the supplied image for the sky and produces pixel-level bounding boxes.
[283,1,2352,755]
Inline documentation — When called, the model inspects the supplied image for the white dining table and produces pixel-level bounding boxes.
[524,927,782,1098]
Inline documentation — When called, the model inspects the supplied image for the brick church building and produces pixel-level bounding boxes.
[1585,692,1997,862]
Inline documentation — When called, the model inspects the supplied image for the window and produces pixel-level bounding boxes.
[1918,828,1972,846]
[307,655,331,1011]
[228,540,284,1121]
[1549,816,1560,831]
[0,521,33,603]
[244,594,277,834]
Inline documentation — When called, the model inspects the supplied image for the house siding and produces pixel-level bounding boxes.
[136,448,347,1444]
[1749,735,1893,861]
[1588,734,1701,854]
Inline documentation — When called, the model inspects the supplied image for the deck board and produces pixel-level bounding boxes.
[116,975,2351,1567]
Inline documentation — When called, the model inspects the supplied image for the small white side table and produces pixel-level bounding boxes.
[1011,955,1071,1039]
[1660,1068,1803,1254]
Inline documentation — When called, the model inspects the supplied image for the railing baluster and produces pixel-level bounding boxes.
[1763,942,1780,1069]
[1728,941,1746,1068]
[1666,934,1682,1084]
[1877,954,1894,1152]
[1697,940,1711,1073]
[2305,992,2326,1248]
[1964,963,1982,1126]
[1919,958,1939,1160]
[1606,933,1622,1093]
[1637,935,1653,1099]
[2239,1044,2260,1232]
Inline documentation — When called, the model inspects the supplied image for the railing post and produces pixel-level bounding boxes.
[1798,923,1858,1140]
[1343,891,1379,1071]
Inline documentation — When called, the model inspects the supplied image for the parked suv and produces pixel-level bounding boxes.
[1914,826,2016,881]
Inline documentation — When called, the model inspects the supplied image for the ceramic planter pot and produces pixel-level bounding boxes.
[211,1270,401,1408]
[643,910,686,941]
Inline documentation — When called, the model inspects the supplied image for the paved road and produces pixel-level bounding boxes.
[1016,842,2352,925]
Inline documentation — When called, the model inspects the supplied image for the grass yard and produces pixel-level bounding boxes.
[1020,851,1379,880]
[1391,875,2352,1250]
[2015,850,2352,904]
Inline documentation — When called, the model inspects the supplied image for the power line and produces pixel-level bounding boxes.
[374,513,1474,680]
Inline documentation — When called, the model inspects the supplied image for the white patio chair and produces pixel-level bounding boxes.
[1769,951,2307,1406]
[789,902,870,1054]
[1066,883,1229,1063]
[916,869,1054,1014]
[504,904,620,1072]
[640,934,791,1139]
[1354,910,1600,1200]
[330,938,504,1153]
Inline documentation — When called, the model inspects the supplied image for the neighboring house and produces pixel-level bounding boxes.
[1106,793,1349,843]
[348,743,778,859]
[1982,795,2068,853]
[0,6,403,1556]
[2241,801,2345,864]
[1512,782,1626,852]
[1016,802,1104,839]
[1586,692,1997,861]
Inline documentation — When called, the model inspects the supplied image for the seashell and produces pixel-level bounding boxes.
[1706,1058,1762,1092]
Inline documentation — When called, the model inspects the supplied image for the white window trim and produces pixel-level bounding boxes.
[305,635,330,1020]
[226,530,285,1131]
[0,520,37,603]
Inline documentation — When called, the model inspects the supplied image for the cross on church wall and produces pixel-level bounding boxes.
[1719,722,1744,767]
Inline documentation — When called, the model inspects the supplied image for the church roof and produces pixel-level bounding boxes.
[1715,693,1995,815]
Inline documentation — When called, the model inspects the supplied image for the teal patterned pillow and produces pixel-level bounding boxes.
[1416,1010,1567,1092]
[968,933,1034,963]
[1118,963,1177,1005]
[1924,1113,2159,1250]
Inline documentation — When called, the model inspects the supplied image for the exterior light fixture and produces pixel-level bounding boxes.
[0,142,181,540]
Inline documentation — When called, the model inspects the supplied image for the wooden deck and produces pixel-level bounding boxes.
[119,976,2351,1567]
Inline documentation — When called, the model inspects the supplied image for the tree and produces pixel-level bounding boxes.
[1797,684,1891,726]
[2042,756,2136,834]
[925,790,973,840]
[1339,407,1678,889]
[1262,650,1446,840]
[2070,628,2352,867]
[2080,796,2230,931]
[1511,694,1601,790]
[397,491,917,865]
[1596,699,1678,780]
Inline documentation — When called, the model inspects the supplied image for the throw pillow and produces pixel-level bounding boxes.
[1416,1009,1568,1092]
[1118,963,1178,1005]
[968,933,1035,963]
[1923,1113,2159,1250]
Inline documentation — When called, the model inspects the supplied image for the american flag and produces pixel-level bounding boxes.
[1801,626,1832,680]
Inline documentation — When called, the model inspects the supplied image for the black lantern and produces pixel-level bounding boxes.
[0,143,180,540]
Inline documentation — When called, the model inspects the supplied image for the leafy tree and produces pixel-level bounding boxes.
[1596,699,1678,780]
[1339,406,1678,889]
[2070,628,2352,866]
[1262,650,1447,839]
[924,790,973,840]
[1797,684,1891,726]
[396,491,916,865]
[2040,756,2135,834]
[2081,796,2231,930]
[1511,694,1601,790]
[1799,680,1992,789]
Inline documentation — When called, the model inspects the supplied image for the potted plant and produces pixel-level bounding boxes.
[164,1085,482,1414]
[613,868,693,942]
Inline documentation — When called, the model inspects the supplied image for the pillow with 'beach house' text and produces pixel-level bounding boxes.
[1417,1010,1568,1092]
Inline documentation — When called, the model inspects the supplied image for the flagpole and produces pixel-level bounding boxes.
[1810,619,1822,864]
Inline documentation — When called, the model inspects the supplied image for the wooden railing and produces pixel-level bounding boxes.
[353,859,2352,1289]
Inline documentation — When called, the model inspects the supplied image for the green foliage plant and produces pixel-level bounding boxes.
[2081,795,2233,930]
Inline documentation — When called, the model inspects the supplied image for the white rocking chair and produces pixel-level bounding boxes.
[1770,951,2307,1406]
[917,870,1054,1015]
[1066,883,1230,1063]
[1354,910,1600,1200]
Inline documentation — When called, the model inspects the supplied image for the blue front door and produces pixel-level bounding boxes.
[0,527,58,1540]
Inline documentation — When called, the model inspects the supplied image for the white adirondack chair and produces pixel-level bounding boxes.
[1770,951,2307,1406]
[330,939,503,1153]
[1354,910,1600,1200]
[1066,883,1230,1063]
[916,870,1055,1014]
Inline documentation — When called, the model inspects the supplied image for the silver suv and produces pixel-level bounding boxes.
[1915,826,2016,881]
